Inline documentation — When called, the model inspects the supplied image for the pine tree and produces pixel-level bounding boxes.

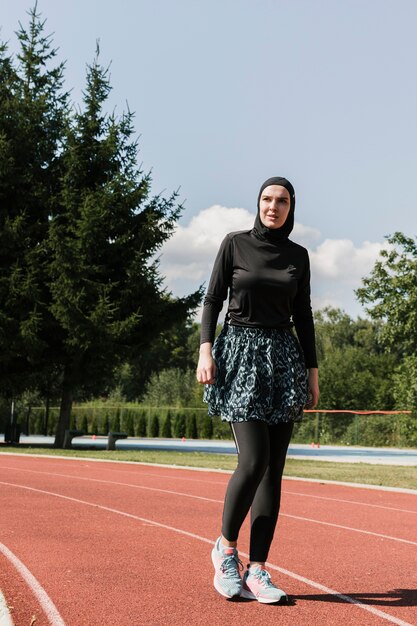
[161,411,173,438]
[136,412,147,437]
[186,413,198,439]
[149,415,160,438]
[0,8,202,447]
[0,7,68,399]
[201,415,213,439]
[174,413,186,438]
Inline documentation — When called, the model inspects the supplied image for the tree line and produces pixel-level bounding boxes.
[0,8,201,446]
[1,8,416,448]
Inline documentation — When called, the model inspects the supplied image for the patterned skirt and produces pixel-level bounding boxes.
[204,324,308,424]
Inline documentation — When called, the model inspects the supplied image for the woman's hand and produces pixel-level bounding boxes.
[305,367,319,409]
[196,342,217,384]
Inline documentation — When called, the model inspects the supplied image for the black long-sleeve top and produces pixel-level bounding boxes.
[200,229,318,368]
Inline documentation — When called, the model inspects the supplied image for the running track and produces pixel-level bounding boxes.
[0,453,416,626]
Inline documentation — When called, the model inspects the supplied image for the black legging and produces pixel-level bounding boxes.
[221,420,293,563]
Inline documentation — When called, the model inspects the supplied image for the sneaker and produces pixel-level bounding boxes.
[241,565,288,604]
[211,536,243,599]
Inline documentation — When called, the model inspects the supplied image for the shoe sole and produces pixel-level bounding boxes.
[241,587,288,604]
[211,548,242,599]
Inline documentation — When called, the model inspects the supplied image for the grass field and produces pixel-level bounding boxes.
[1,446,416,491]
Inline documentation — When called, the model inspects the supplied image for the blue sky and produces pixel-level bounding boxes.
[2,0,417,318]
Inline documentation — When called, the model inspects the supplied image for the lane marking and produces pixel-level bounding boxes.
[0,591,14,626]
[1,469,416,546]
[1,452,417,494]
[282,514,417,546]
[0,543,66,626]
[283,490,417,515]
[2,464,417,516]
[0,480,413,626]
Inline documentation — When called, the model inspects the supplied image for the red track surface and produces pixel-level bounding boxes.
[0,453,416,626]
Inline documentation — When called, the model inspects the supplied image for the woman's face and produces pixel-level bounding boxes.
[259,185,291,229]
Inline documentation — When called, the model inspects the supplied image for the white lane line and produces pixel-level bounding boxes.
[1,469,416,546]
[283,490,417,515]
[0,543,66,626]
[0,591,14,626]
[0,480,413,626]
[2,452,417,495]
[283,514,417,546]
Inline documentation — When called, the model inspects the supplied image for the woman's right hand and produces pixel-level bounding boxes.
[196,343,217,384]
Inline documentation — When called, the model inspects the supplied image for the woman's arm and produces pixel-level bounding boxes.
[196,342,216,385]
[197,235,233,384]
[305,367,319,409]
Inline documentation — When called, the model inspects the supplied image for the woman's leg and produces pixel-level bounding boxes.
[221,420,270,542]
[249,421,294,563]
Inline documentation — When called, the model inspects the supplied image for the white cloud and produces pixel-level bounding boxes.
[160,205,253,288]
[310,239,389,284]
[292,223,321,248]
[159,205,388,318]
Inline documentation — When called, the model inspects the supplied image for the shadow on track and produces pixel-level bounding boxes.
[294,588,417,607]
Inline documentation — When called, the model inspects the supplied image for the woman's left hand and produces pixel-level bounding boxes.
[305,368,319,409]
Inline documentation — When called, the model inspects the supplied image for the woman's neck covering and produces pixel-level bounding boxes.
[253,176,295,243]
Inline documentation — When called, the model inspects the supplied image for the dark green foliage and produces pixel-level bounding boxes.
[123,411,135,437]
[136,412,147,437]
[161,411,173,438]
[149,415,159,438]
[142,368,202,408]
[91,417,98,435]
[81,415,88,434]
[173,413,186,438]
[185,413,198,439]
[200,415,213,439]
[0,9,202,446]
[0,8,68,398]
[357,232,417,358]
[110,411,121,433]
[212,416,232,440]
[103,415,110,435]
[314,308,397,411]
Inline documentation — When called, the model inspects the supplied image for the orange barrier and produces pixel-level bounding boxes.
[304,410,412,415]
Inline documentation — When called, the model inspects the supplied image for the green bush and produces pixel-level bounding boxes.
[185,413,198,439]
[173,413,186,438]
[80,415,88,434]
[110,409,121,432]
[123,411,135,436]
[212,416,231,439]
[161,412,173,438]
[136,412,147,437]
[200,414,213,439]
[149,414,159,437]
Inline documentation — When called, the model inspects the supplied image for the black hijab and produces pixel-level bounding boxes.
[252,176,295,243]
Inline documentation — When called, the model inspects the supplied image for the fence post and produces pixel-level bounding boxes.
[314,412,319,443]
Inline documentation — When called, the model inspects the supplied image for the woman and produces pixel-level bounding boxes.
[196,176,319,604]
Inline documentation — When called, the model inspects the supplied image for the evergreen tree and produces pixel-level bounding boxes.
[110,411,121,433]
[149,415,159,438]
[174,413,186,438]
[81,415,89,434]
[136,412,147,437]
[201,415,213,439]
[0,9,202,446]
[185,413,198,439]
[161,411,173,438]
[0,7,68,399]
